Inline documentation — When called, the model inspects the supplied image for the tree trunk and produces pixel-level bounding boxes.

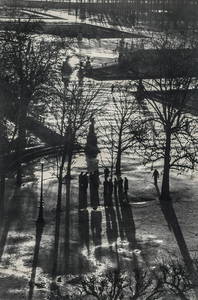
[65,151,73,273]
[161,128,171,201]
[56,174,63,212]
[65,151,73,208]
[16,103,28,186]
[115,150,121,177]
[115,132,122,177]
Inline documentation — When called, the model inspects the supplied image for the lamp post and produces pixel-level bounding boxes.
[37,160,45,224]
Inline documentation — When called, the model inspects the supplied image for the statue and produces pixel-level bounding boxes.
[85,117,100,158]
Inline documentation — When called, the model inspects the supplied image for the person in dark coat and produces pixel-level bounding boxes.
[104,167,110,181]
[93,170,100,206]
[78,172,84,208]
[118,177,123,203]
[81,172,88,208]
[103,179,109,207]
[108,178,113,206]
[114,178,118,196]
[124,177,129,202]
[83,173,88,191]
[90,172,99,208]
[79,172,84,188]
[153,169,159,185]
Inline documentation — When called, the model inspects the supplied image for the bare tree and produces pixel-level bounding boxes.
[77,269,129,300]
[47,79,103,209]
[0,18,69,185]
[100,84,143,177]
[156,259,192,300]
[47,78,103,279]
[132,34,198,201]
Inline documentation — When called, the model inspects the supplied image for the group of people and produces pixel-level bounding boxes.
[78,167,129,210]
[79,170,99,209]
[103,167,129,206]
[78,167,160,210]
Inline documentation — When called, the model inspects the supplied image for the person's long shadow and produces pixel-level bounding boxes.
[91,208,102,260]
[28,222,44,300]
[79,209,89,254]
[0,187,21,261]
[105,205,120,268]
[120,201,137,249]
[114,189,139,272]
[113,190,124,240]
[51,206,62,281]
[155,183,198,294]
[154,183,160,198]
[116,188,136,249]
[78,209,89,273]
[105,206,118,246]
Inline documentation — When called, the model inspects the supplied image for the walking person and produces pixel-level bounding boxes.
[153,169,159,186]
[124,177,129,202]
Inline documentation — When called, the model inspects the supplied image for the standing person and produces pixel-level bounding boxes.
[84,172,89,189]
[82,172,88,209]
[153,169,159,186]
[93,170,100,207]
[118,177,123,203]
[89,172,94,208]
[114,177,118,196]
[78,172,84,208]
[124,177,129,202]
[103,179,108,207]
[104,167,110,181]
[108,178,113,206]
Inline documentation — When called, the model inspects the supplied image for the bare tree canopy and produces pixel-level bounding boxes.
[132,34,198,201]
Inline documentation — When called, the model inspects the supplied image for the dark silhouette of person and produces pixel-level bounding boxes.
[124,177,129,202]
[83,172,89,190]
[78,172,84,208]
[108,178,113,206]
[104,167,110,181]
[105,207,118,247]
[114,178,118,196]
[81,173,88,209]
[90,172,94,206]
[79,172,83,186]
[118,177,123,204]
[90,172,100,208]
[153,169,159,185]
[93,170,100,206]
[103,179,109,207]
[79,209,89,254]
[91,208,102,247]
[85,56,92,73]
